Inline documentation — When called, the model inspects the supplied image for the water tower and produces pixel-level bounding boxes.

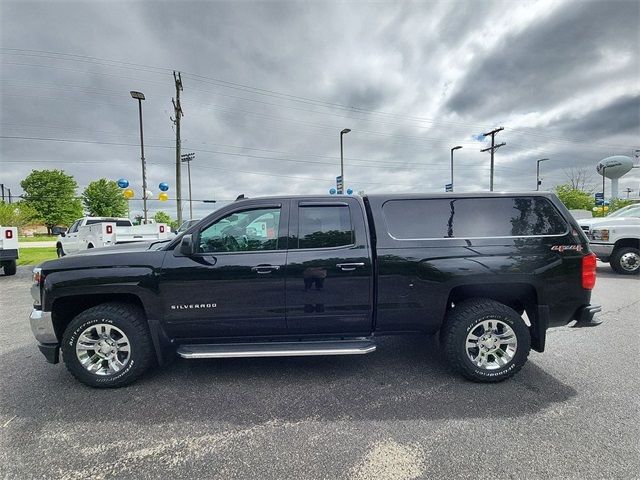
[596,155,633,199]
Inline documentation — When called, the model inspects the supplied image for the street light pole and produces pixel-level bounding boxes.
[536,158,549,191]
[450,146,462,192]
[602,166,607,217]
[181,153,195,220]
[340,128,351,193]
[130,91,148,223]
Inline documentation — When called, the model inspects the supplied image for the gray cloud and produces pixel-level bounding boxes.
[1,0,639,223]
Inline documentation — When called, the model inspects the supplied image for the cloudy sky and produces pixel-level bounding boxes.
[1,0,639,220]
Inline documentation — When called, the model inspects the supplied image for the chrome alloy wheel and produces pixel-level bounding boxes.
[465,320,517,370]
[75,324,131,375]
[619,252,640,272]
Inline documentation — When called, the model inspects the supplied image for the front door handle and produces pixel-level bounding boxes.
[336,262,365,271]
[251,264,280,274]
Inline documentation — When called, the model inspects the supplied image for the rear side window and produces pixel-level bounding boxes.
[383,197,567,239]
[298,205,353,248]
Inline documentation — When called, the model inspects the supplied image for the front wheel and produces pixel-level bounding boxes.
[610,247,640,275]
[61,303,154,388]
[441,299,531,383]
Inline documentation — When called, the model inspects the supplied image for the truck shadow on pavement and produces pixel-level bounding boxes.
[3,335,577,425]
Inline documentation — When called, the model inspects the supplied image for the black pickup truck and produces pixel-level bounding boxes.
[30,193,601,387]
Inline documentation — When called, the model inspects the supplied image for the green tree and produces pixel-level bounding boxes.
[554,184,594,211]
[153,211,173,225]
[0,201,40,230]
[82,179,128,217]
[21,169,83,233]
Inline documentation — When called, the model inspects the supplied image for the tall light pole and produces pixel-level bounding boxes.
[181,153,195,220]
[450,146,462,192]
[536,158,549,191]
[130,91,148,223]
[340,128,351,194]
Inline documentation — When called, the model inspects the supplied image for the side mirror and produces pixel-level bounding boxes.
[60,232,66,237]
[179,234,196,256]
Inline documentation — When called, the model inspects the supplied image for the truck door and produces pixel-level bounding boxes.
[61,220,81,254]
[158,201,289,339]
[285,198,373,334]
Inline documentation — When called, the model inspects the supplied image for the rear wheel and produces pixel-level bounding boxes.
[2,260,17,276]
[441,298,531,382]
[610,247,640,275]
[61,303,154,388]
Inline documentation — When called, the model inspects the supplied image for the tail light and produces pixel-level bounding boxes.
[106,225,113,234]
[160,225,165,233]
[5,229,13,239]
[582,252,597,290]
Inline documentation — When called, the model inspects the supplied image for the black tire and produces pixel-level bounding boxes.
[3,260,17,276]
[56,244,65,258]
[610,247,640,275]
[441,298,531,383]
[61,302,154,388]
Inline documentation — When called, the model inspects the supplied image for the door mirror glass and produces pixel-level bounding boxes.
[179,234,195,256]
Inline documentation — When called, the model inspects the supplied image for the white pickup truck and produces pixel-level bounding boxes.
[0,225,18,276]
[56,217,170,257]
[579,204,640,275]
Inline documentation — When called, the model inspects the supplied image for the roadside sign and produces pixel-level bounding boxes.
[595,192,604,205]
[445,183,453,192]
[336,176,343,194]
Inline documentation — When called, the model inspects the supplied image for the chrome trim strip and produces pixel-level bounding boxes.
[29,309,57,344]
[177,342,376,359]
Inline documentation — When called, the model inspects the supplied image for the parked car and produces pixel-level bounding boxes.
[56,217,170,257]
[0,225,18,276]
[30,193,601,387]
[579,206,640,274]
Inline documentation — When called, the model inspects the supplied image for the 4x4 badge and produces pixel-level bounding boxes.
[551,245,583,252]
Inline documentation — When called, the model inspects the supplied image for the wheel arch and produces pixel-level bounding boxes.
[613,238,640,250]
[51,293,168,364]
[445,283,545,352]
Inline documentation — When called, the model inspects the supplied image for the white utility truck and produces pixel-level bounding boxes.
[56,217,169,257]
[0,225,18,276]
[579,204,640,275]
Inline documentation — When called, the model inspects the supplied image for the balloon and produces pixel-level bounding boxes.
[346,188,353,195]
[123,188,134,199]
[117,178,129,189]
[158,192,169,202]
[159,182,169,192]
[329,188,337,195]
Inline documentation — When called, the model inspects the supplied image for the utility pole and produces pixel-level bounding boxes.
[181,153,195,220]
[172,71,184,226]
[480,127,505,191]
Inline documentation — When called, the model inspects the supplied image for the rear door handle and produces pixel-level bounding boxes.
[336,262,365,271]
[251,265,280,274]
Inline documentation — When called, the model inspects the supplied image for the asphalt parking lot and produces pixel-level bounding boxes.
[1,265,638,479]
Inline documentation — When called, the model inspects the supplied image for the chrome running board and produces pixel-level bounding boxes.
[177,339,377,359]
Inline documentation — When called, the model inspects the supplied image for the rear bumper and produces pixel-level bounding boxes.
[0,249,18,261]
[573,304,603,328]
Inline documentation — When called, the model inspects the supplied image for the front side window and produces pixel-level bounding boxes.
[67,221,80,233]
[198,207,280,253]
[298,205,353,249]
